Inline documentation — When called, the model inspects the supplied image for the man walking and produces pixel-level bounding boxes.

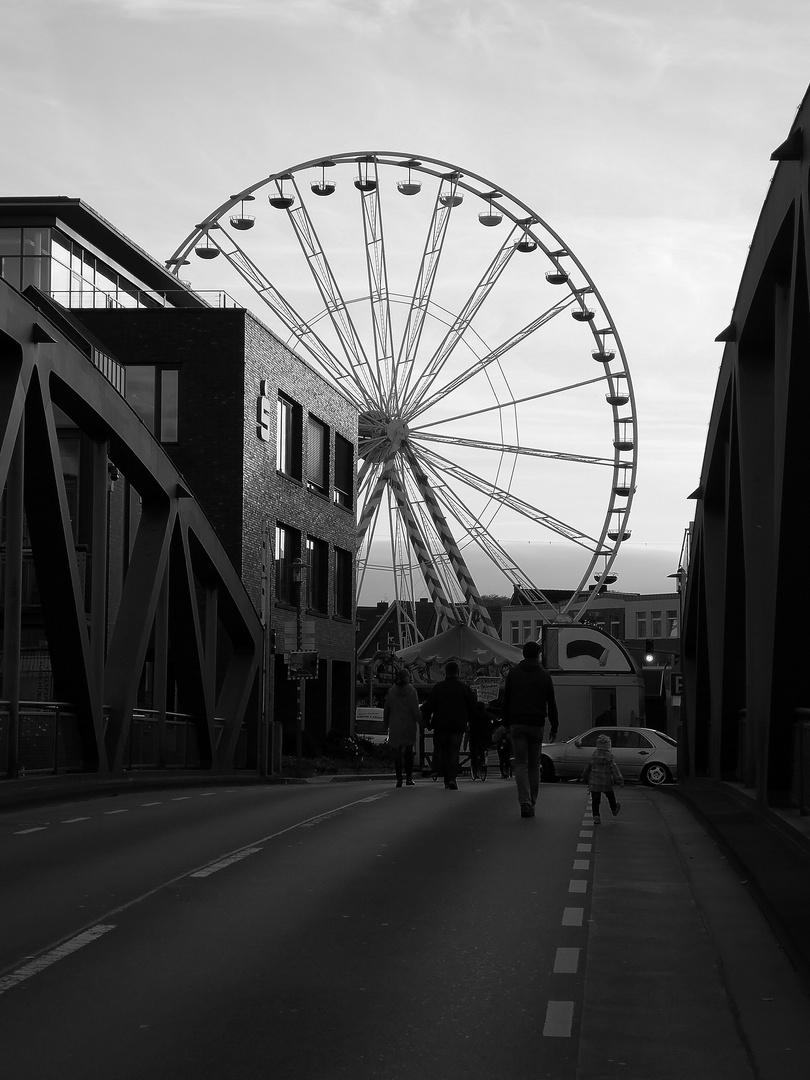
[501,640,558,817]
[421,661,477,789]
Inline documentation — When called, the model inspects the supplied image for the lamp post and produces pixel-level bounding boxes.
[291,556,307,774]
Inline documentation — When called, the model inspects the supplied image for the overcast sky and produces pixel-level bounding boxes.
[4,0,810,596]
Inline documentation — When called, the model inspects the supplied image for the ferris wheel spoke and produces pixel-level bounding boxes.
[357,458,395,545]
[281,176,385,406]
[409,374,614,431]
[419,444,608,551]
[211,228,374,412]
[402,225,521,417]
[409,292,578,419]
[401,447,499,635]
[412,431,614,468]
[396,174,464,407]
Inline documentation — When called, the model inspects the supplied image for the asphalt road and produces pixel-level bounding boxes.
[1,778,808,1079]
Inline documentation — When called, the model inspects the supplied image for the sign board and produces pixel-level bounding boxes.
[669,672,683,696]
[287,651,319,678]
[474,676,502,703]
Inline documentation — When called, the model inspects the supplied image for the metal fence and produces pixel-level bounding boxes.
[0,703,243,775]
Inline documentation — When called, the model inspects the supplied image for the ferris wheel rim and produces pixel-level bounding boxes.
[170,151,639,628]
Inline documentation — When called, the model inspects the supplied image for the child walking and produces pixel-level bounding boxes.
[582,734,624,823]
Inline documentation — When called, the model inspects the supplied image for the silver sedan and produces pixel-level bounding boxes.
[541,726,677,785]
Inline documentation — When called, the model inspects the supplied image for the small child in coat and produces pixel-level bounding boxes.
[582,733,624,823]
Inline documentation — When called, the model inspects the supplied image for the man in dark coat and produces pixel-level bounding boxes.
[501,640,559,817]
[421,661,477,789]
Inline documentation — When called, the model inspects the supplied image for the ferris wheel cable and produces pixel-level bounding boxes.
[207,229,377,413]
[410,431,615,468]
[396,175,464,408]
[400,446,499,634]
[388,463,462,620]
[404,291,580,422]
[281,174,387,408]
[418,452,618,613]
[433,478,575,614]
[415,443,609,551]
[400,223,522,417]
[408,374,616,431]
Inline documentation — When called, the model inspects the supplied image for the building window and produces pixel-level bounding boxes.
[126,366,179,443]
[334,547,353,618]
[275,523,300,605]
[333,432,354,509]
[666,609,678,636]
[307,415,329,494]
[510,621,520,645]
[522,620,532,642]
[651,610,662,638]
[635,612,647,638]
[306,536,329,613]
[277,394,302,480]
[610,617,621,637]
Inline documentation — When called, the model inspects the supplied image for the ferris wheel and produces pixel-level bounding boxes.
[167,152,637,646]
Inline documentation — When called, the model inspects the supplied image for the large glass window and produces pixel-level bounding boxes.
[333,432,354,509]
[0,227,21,289]
[307,415,329,494]
[275,523,300,605]
[651,610,662,638]
[277,394,302,480]
[635,612,647,638]
[125,366,179,443]
[334,547,353,618]
[306,536,329,613]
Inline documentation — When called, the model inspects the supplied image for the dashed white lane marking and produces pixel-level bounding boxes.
[0,925,116,995]
[141,801,162,806]
[554,947,580,974]
[13,827,47,835]
[171,796,191,802]
[562,907,583,926]
[62,817,90,824]
[543,1000,574,1037]
[573,859,589,871]
[103,809,128,815]
[190,848,262,878]
[569,879,587,893]
[577,843,591,852]
[579,830,593,837]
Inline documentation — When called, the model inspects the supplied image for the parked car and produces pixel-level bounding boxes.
[541,726,677,785]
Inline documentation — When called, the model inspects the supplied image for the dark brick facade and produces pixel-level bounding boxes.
[77,307,358,746]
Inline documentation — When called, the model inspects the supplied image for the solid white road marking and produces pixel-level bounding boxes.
[543,1000,574,1037]
[562,907,583,926]
[554,947,580,974]
[573,859,589,870]
[569,879,587,893]
[190,848,262,878]
[0,925,116,995]
[577,843,591,852]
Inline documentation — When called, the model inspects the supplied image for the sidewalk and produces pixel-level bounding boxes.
[581,784,810,1080]
[669,779,810,992]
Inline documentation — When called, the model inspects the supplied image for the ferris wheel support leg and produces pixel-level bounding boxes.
[404,450,498,638]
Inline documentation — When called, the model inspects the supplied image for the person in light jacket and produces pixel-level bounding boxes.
[582,733,624,823]
[383,668,422,787]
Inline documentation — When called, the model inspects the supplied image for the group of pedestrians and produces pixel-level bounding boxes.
[382,639,623,818]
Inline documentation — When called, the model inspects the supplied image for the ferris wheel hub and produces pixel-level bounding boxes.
[385,418,410,450]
